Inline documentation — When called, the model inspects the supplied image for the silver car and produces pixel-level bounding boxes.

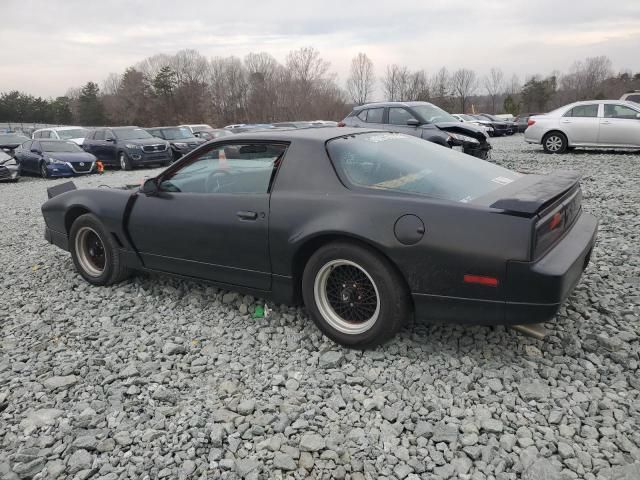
[524,100,640,153]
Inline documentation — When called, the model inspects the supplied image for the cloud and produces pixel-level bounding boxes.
[1,0,639,97]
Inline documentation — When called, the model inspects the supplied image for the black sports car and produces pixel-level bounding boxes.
[41,128,597,348]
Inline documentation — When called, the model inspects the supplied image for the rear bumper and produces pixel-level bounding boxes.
[413,212,598,325]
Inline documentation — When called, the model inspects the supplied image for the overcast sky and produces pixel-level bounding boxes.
[2,0,640,98]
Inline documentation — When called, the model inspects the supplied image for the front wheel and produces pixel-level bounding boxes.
[119,152,132,170]
[542,132,568,154]
[302,241,411,348]
[40,162,49,179]
[69,213,130,286]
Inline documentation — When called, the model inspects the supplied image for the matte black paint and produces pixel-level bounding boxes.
[42,128,598,326]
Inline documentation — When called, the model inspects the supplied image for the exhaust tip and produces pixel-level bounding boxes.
[512,323,547,341]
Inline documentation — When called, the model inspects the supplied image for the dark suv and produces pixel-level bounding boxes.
[341,101,491,159]
[146,126,205,161]
[83,126,172,170]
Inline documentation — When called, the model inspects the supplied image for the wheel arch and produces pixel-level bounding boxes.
[290,233,413,309]
[542,129,570,146]
[64,206,92,234]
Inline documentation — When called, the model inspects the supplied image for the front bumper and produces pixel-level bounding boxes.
[128,149,172,165]
[463,142,492,159]
[412,211,597,325]
[0,165,20,181]
[46,161,95,177]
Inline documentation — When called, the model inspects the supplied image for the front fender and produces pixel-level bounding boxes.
[41,188,136,249]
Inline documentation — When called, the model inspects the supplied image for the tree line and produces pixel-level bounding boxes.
[1,50,639,127]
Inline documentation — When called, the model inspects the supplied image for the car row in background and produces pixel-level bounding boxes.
[32,126,89,145]
[525,100,640,153]
[341,101,492,159]
[145,126,206,161]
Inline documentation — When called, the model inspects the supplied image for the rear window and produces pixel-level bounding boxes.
[327,132,521,203]
[565,104,598,118]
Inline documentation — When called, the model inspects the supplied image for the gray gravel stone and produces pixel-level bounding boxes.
[273,453,297,471]
[318,350,343,368]
[300,433,325,451]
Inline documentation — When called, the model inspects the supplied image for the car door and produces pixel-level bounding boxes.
[598,103,640,147]
[24,141,42,173]
[103,129,118,163]
[559,103,600,145]
[127,141,288,290]
[386,107,423,138]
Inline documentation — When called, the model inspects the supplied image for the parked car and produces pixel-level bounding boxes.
[41,128,596,348]
[474,114,517,136]
[0,133,29,153]
[83,127,172,170]
[341,102,491,159]
[525,100,640,153]
[193,129,235,141]
[272,122,315,128]
[32,126,89,145]
[513,114,543,133]
[452,114,494,135]
[0,150,20,182]
[146,126,205,161]
[179,124,214,135]
[620,90,640,104]
[14,139,97,178]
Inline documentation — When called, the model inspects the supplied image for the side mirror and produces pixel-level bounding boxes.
[141,178,159,196]
[636,113,640,119]
[406,119,421,127]
[31,148,42,154]
[105,137,115,143]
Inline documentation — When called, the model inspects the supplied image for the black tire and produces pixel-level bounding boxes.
[119,151,133,171]
[40,161,49,179]
[302,241,411,348]
[69,213,130,286]
[542,131,568,154]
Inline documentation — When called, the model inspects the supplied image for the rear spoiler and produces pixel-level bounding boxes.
[486,171,581,215]
[47,181,77,199]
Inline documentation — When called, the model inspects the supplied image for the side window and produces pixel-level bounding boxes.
[149,130,161,138]
[356,110,368,121]
[22,141,32,151]
[565,104,598,118]
[627,95,640,103]
[388,108,416,125]
[31,141,40,152]
[94,130,105,141]
[40,131,51,139]
[365,108,384,123]
[604,104,639,119]
[104,130,115,141]
[33,131,41,139]
[159,143,288,195]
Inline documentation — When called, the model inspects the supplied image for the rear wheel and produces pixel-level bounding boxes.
[69,213,130,286]
[119,152,132,170]
[302,241,410,348]
[542,131,568,154]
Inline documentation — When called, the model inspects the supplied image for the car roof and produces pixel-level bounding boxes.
[218,126,377,142]
[567,100,639,107]
[352,101,436,111]
[34,126,86,132]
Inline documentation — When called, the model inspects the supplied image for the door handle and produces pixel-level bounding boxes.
[237,210,258,221]
[560,120,571,124]
[601,121,611,125]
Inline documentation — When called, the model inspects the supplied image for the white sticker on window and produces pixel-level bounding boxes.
[491,176,514,185]
[366,133,407,143]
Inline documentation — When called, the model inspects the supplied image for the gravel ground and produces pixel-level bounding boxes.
[1,135,639,480]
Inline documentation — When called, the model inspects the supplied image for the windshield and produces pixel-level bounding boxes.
[41,141,83,153]
[161,127,193,140]
[57,128,88,140]
[114,128,153,140]
[327,132,521,203]
[411,104,458,124]
[458,114,474,121]
[0,134,28,143]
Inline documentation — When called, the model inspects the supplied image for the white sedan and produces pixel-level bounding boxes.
[525,100,640,153]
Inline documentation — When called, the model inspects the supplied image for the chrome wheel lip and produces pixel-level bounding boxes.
[75,226,105,277]
[313,259,380,335]
[545,135,563,152]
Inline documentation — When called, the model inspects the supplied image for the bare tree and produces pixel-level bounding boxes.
[382,64,410,101]
[405,70,430,101]
[285,47,329,85]
[451,69,478,113]
[346,53,375,105]
[483,67,504,114]
[430,67,451,110]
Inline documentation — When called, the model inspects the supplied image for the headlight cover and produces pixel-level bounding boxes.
[125,144,142,150]
[47,156,65,164]
[173,142,188,149]
[448,132,480,145]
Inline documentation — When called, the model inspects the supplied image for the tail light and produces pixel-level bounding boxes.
[337,122,346,127]
[533,188,582,258]
[527,119,536,127]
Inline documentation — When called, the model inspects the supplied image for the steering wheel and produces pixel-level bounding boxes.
[205,169,233,193]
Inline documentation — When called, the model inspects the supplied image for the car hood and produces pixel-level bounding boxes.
[67,138,85,145]
[433,122,488,141]
[47,152,96,163]
[123,138,169,146]
[169,137,202,144]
